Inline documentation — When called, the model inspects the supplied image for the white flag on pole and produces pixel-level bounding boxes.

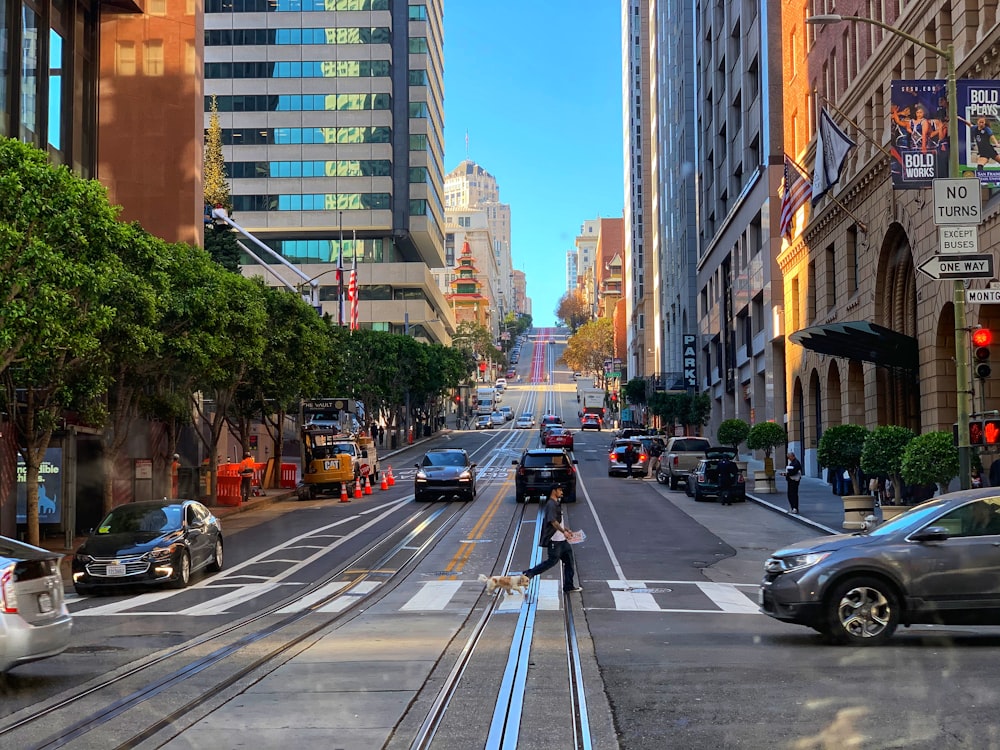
[811,109,856,205]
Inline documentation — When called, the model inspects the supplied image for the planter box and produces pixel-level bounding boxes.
[843,494,875,530]
[880,505,908,522]
[753,470,776,494]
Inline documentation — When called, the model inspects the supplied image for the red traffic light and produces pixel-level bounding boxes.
[454,395,461,403]
[973,328,993,347]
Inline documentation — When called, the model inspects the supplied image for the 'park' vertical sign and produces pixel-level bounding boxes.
[683,334,697,388]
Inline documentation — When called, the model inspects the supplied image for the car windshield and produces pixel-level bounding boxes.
[424,452,467,467]
[98,505,182,534]
[523,453,567,468]
[669,438,710,451]
[866,498,950,537]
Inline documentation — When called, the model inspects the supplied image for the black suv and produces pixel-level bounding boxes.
[686,447,745,502]
[512,448,578,503]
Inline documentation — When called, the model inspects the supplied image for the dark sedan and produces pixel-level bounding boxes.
[72,499,223,594]
[414,449,477,502]
[761,489,1000,645]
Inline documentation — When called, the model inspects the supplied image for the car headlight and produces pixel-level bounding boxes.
[147,545,177,561]
[415,470,427,481]
[764,552,830,574]
[458,470,472,480]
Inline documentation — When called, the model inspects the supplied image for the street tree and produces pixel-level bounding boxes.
[203,96,240,272]
[555,289,591,332]
[563,317,613,376]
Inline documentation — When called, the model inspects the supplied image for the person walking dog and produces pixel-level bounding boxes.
[521,485,582,593]
[782,451,803,514]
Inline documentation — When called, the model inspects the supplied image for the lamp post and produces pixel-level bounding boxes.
[806,14,971,489]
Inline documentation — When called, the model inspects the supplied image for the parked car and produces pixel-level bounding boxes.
[657,436,713,489]
[608,439,648,478]
[490,411,506,427]
[0,536,73,673]
[72,499,223,594]
[499,405,514,421]
[687,447,745,502]
[539,414,563,437]
[760,489,1000,645]
[475,414,492,430]
[495,378,507,392]
[512,448,578,503]
[580,414,603,431]
[542,426,575,450]
[414,448,476,502]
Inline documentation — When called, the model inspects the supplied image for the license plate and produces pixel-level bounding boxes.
[540,470,551,478]
[37,592,52,613]
[106,563,126,576]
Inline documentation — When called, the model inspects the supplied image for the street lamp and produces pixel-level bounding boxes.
[805,14,971,489]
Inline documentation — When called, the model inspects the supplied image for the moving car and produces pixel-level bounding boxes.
[608,439,649,478]
[0,536,73,673]
[475,414,492,430]
[687,447,745,502]
[512,448,578,503]
[515,414,533,429]
[538,414,563,437]
[580,414,602,431]
[490,411,506,427]
[499,405,514,421]
[760,489,1000,645]
[73,499,223,594]
[521,412,536,427]
[541,426,575,450]
[414,448,476,502]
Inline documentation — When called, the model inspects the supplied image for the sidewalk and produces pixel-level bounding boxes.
[740,456,846,535]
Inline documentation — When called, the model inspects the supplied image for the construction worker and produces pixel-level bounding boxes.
[239,451,255,503]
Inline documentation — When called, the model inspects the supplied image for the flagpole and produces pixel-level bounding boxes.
[338,211,344,327]
[788,154,868,234]
[351,230,358,331]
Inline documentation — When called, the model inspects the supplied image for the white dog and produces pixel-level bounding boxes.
[478,573,530,596]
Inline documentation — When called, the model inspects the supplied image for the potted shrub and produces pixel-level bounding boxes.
[817,424,871,530]
[746,421,787,477]
[901,430,960,500]
[860,425,915,518]
[717,418,750,453]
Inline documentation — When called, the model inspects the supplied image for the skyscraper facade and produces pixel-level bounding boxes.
[204,0,452,343]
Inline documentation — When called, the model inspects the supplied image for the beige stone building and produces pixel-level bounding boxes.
[782,2,1000,476]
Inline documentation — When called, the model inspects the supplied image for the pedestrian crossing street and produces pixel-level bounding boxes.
[66,579,761,617]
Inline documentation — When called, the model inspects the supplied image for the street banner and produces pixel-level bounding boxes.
[956,79,1000,187]
[891,80,948,189]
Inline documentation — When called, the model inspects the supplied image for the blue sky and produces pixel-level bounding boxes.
[442,2,625,327]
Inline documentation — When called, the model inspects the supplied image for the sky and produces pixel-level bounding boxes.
[442,1,625,328]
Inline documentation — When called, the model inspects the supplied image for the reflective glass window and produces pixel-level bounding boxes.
[409,134,427,151]
[408,37,428,54]
[47,30,65,151]
[20,5,38,142]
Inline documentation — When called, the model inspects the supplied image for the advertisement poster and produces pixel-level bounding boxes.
[891,80,949,189]
[16,447,63,525]
[956,79,1000,187]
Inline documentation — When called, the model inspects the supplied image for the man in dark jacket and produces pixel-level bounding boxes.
[717,456,738,505]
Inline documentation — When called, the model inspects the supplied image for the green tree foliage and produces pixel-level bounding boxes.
[623,378,647,405]
[746,421,788,459]
[717,419,750,451]
[555,289,591,332]
[202,96,241,271]
[860,425,915,504]
[563,318,613,375]
[817,424,870,495]
[647,391,711,433]
[901,430,960,494]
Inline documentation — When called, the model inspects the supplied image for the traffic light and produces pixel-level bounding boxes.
[973,327,993,379]
[986,418,1000,446]
[970,419,985,446]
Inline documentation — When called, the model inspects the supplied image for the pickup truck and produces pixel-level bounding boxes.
[656,436,712,490]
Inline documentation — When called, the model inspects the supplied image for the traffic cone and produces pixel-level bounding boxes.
[387,466,395,486]
[364,475,373,495]
[339,484,350,503]
[354,479,363,499]
[380,473,389,491]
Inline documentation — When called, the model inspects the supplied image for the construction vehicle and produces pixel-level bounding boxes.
[298,398,377,498]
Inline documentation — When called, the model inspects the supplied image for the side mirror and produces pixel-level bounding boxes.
[911,526,950,542]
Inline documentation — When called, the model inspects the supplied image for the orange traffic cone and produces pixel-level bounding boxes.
[339,483,350,503]
[387,466,395,486]
[354,479,363,499]
[364,475,373,495]
[380,473,389,491]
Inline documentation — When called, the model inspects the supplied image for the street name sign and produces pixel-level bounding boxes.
[917,253,994,280]
[933,178,982,225]
[939,225,979,254]
[967,289,1000,304]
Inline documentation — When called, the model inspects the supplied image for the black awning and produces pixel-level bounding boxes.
[788,321,918,371]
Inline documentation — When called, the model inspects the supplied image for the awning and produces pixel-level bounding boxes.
[788,321,918,371]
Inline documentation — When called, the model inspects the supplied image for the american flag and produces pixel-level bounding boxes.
[779,155,812,240]
[348,267,358,330]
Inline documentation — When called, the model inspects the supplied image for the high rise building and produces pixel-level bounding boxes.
[575,219,600,316]
[566,250,579,292]
[203,0,452,344]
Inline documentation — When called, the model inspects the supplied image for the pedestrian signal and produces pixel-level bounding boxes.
[973,328,993,379]
[970,419,985,446]
[986,418,1000,446]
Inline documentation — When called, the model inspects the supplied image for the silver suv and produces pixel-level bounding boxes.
[761,489,1000,645]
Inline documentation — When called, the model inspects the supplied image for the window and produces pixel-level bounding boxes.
[409,37,429,54]
[143,40,164,76]
[116,41,136,76]
[409,69,427,85]
[409,134,428,150]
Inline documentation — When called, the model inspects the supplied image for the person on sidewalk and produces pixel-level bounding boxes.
[782,451,803,514]
[239,452,255,503]
[521,485,582,593]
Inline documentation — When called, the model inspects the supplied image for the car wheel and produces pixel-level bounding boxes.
[171,550,192,589]
[414,490,424,502]
[656,470,666,485]
[208,538,224,573]
[824,576,900,646]
[669,475,678,490]
[608,470,614,477]
[685,481,694,497]
[692,485,703,502]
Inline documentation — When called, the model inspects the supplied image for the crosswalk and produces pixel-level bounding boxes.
[67,579,760,616]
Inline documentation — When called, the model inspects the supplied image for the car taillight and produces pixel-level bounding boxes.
[639,453,647,461]
[672,456,679,466]
[609,453,616,461]
[1,564,17,614]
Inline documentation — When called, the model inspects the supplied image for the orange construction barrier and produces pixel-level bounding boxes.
[279,463,297,488]
[354,479,363,499]
[364,476,373,495]
[380,474,388,491]
[386,466,395,486]
[340,484,350,503]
